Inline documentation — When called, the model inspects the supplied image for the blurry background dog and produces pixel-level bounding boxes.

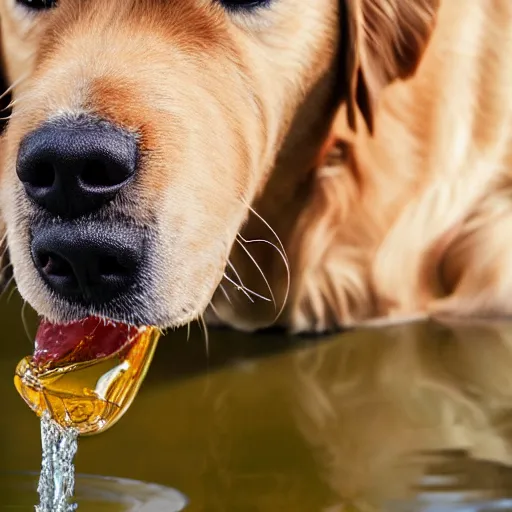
[0,0,510,334]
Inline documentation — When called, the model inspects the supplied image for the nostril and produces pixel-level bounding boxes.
[37,251,76,281]
[16,116,139,218]
[24,161,55,189]
[80,160,109,188]
[97,255,132,277]
[79,159,130,189]
[31,222,145,304]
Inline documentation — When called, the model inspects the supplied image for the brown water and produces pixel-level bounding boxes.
[3,291,512,511]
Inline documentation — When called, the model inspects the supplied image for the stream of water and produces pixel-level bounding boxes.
[36,412,79,512]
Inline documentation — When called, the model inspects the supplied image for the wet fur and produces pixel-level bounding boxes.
[0,0,510,333]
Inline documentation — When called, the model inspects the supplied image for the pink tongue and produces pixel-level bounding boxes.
[33,316,139,368]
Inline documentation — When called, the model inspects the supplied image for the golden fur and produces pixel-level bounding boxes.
[289,0,512,332]
[0,0,509,332]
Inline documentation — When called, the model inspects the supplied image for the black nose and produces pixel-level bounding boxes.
[31,222,144,304]
[17,116,138,218]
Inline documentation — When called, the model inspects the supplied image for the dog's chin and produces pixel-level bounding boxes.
[11,233,228,331]
[13,249,228,336]
[37,292,212,331]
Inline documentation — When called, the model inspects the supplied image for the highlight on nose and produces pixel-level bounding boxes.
[16,115,138,218]
[31,222,144,305]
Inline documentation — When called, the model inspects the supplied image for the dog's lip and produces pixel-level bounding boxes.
[33,316,145,368]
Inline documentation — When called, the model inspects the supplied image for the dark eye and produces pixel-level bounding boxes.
[16,0,57,10]
[219,0,271,12]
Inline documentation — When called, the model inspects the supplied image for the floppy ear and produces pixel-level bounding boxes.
[342,0,439,133]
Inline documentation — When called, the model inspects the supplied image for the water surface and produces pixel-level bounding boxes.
[2,292,512,511]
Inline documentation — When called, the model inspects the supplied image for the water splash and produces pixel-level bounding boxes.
[36,411,79,512]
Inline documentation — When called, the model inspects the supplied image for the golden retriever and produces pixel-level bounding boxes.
[0,0,508,335]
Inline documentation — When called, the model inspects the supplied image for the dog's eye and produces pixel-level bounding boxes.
[219,0,271,11]
[15,0,57,10]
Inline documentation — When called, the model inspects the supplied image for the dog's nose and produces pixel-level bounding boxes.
[16,116,138,218]
[31,223,144,304]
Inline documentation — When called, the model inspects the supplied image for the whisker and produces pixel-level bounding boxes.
[225,260,270,302]
[242,202,289,261]
[208,301,221,318]
[198,313,209,357]
[223,272,253,303]
[21,300,33,346]
[241,201,290,321]
[235,235,276,313]
[0,109,22,122]
[226,259,245,285]
[219,284,233,305]
[239,234,290,318]
[0,261,13,274]
[0,72,28,102]
[6,281,19,303]
[2,98,19,112]
[0,274,16,300]
[186,321,191,342]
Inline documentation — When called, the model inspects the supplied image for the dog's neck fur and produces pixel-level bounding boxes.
[210,0,512,334]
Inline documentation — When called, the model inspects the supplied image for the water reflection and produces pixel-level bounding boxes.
[293,319,512,511]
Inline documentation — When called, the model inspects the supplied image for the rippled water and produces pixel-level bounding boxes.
[0,472,188,510]
[387,451,512,512]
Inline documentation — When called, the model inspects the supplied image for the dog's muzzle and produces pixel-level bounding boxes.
[16,114,145,308]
